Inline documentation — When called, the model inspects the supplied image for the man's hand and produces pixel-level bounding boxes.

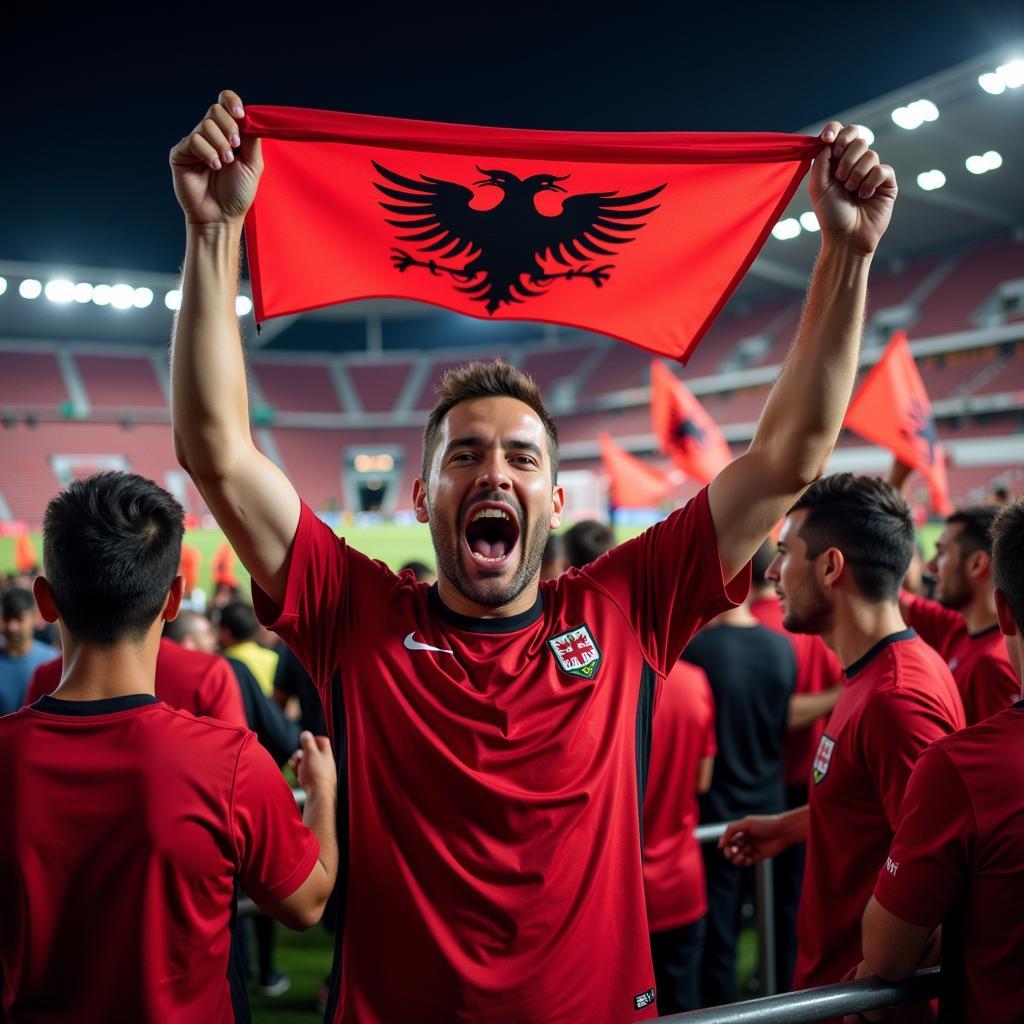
[170,89,262,227]
[811,122,897,257]
[290,731,337,799]
[718,812,796,866]
[888,456,914,493]
[842,961,887,1023]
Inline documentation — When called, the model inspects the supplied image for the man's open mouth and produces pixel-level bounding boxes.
[462,502,521,568]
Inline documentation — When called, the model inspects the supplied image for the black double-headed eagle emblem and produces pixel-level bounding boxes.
[372,161,665,313]
[901,398,939,465]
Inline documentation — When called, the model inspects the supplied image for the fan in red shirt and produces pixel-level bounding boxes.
[720,475,964,1024]
[862,498,1024,1024]
[169,87,896,1023]
[891,464,1017,724]
[0,472,338,1024]
[26,633,248,726]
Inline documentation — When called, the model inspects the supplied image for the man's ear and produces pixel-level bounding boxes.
[995,589,1019,639]
[162,575,185,623]
[412,478,430,525]
[965,549,991,582]
[549,484,565,530]
[32,576,60,624]
[819,546,846,590]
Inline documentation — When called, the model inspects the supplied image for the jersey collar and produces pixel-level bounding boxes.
[428,583,544,634]
[844,628,917,679]
[31,694,159,716]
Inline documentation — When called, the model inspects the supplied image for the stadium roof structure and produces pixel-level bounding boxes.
[1,43,1021,356]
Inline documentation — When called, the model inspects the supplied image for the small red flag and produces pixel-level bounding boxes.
[649,361,732,483]
[14,532,37,574]
[599,433,679,509]
[243,106,818,362]
[844,331,953,514]
[211,542,239,588]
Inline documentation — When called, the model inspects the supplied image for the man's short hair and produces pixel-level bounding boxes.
[751,540,777,587]
[991,498,1024,631]
[218,601,260,643]
[946,506,999,558]
[164,609,211,645]
[399,560,435,582]
[42,472,184,645]
[421,359,560,480]
[1,587,35,620]
[563,519,615,569]
[789,474,915,602]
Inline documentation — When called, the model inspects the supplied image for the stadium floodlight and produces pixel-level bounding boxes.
[44,279,76,304]
[0,277,7,297]
[92,284,113,306]
[19,279,42,299]
[799,211,820,233]
[771,218,801,241]
[996,59,1024,89]
[110,284,135,310]
[979,72,1006,95]
[73,282,94,303]
[891,99,938,130]
[965,150,1003,175]
[854,126,875,146]
[165,289,182,311]
[235,295,253,316]
[916,169,946,191]
[132,287,154,309]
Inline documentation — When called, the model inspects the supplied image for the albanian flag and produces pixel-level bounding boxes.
[599,433,679,509]
[844,331,953,514]
[650,360,732,483]
[242,106,819,362]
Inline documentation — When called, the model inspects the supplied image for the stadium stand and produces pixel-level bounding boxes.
[75,353,166,409]
[249,359,344,413]
[346,359,417,412]
[0,351,68,410]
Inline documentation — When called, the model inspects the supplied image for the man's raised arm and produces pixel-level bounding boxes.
[169,89,299,606]
[709,122,897,580]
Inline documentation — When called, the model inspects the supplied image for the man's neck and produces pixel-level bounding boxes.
[435,575,541,619]
[821,598,908,671]
[4,639,33,659]
[714,604,759,627]
[50,633,160,702]
[957,587,999,636]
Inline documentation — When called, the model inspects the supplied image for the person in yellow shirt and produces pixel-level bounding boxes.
[218,601,279,696]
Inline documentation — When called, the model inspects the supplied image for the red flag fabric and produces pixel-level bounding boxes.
[14,532,37,574]
[243,106,819,362]
[211,542,239,588]
[178,544,201,595]
[844,331,953,514]
[598,433,679,508]
[649,360,733,483]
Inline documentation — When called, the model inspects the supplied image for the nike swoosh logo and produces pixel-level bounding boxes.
[404,632,454,654]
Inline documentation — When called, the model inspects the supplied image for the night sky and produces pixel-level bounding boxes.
[6,2,1022,273]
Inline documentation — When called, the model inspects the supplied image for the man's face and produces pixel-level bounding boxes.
[766,512,832,635]
[187,616,217,655]
[1,611,34,655]
[928,523,973,610]
[417,396,563,609]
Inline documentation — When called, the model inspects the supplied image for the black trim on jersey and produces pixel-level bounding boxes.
[324,669,349,1024]
[428,583,544,633]
[844,629,917,680]
[31,694,159,716]
[635,663,657,847]
[227,885,251,1023]
[967,623,1000,641]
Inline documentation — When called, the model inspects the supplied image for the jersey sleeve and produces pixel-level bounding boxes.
[857,688,960,829]
[198,656,248,728]
[251,500,399,691]
[231,733,321,906]
[872,743,973,928]
[579,487,750,674]
[899,592,966,661]
[967,653,1020,724]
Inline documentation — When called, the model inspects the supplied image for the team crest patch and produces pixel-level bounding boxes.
[548,624,602,679]
[812,734,836,785]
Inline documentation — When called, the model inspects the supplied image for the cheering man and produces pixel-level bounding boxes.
[169,88,895,1023]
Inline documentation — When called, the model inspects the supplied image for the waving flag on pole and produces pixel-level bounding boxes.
[650,360,733,482]
[844,330,953,514]
[599,433,680,509]
[242,106,819,362]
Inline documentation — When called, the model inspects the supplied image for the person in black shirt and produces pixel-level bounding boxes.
[683,599,795,1006]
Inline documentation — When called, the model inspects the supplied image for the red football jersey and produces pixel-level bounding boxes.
[27,636,248,727]
[0,695,319,1023]
[873,702,1024,1024]
[900,592,1017,725]
[750,595,842,786]
[252,488,748,1024]
[642,659,715,932]
[794,631,964,997]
